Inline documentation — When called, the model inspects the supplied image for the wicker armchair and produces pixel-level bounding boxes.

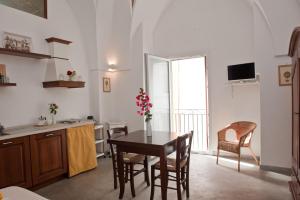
[216,121,258,171]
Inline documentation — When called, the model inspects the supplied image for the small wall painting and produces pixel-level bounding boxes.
[103,77,111,92]
[278,64,292,86]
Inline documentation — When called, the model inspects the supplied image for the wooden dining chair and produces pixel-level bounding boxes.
[106,126,150,197]
[216,121,258,172]
[150,131,193,200]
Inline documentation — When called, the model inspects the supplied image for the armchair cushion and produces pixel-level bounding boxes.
[218,141,240,153]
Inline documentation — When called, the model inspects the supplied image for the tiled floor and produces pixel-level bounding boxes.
[37,155,292,200]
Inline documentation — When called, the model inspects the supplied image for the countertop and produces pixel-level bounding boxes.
[0,120,95,141]
[0,186,48,200]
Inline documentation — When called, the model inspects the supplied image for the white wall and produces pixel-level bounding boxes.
[254,0,299,167]
[0,0,91,127]
[94,0,144,131]
[3,0,296,169]
[65,0,99,121]
[152,0,261,156]
[110,0,300,168]
[256,0,300,56]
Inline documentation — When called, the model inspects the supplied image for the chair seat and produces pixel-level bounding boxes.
[218,141,240,153]
[123,153,145,163]
[112,151,145,163]
[154,157,187,171]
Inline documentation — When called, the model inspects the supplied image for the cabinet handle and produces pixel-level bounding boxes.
[2,142,13,145]
[45,133,54,137]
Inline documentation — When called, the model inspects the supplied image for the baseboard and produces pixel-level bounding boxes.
[211,150,261,161]
[260,165,291,176]
[199,152,290,176]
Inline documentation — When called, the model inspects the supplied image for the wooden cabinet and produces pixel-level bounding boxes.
[0,129,68,189]
[0,137,32,188]
[289,27,300,200]
[30,129,68,185]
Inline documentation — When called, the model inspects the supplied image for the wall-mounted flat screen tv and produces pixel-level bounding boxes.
[228,63,255,81]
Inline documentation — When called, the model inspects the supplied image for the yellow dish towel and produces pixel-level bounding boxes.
[67,124,97,177]
[0,192,3,200]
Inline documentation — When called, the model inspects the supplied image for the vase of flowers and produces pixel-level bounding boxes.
[67,70,76,81]
[49,103,58,124]
[136,88,153,136]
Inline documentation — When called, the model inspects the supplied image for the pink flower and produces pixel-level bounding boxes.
[136,88,152,121]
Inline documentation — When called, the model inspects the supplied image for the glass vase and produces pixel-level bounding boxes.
[146,121,152,137]
[51,114,56,125]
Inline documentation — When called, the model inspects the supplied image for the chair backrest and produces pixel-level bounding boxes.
[107,126,128,159]
[176,131,194,169]
[229,121,256,144]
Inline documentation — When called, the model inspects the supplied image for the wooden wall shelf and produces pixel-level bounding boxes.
[0,83,17,87]
[46,37,72,45]
[0,48,51,59]
[43,81,85,88]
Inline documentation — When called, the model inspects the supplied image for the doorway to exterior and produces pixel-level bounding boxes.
[145,55,208,152]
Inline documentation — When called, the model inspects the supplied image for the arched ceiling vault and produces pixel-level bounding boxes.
[66,0,98,68]
[131,0,300,56]
[66,0,300,57]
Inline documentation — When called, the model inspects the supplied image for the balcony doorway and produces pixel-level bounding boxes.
[170,57,208,152]
[145,55,208,152]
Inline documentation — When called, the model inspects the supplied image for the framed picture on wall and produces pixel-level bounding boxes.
[2,32,33,52]
[278,64,292,86]
[0,0,47,18]
[103,77,111,92]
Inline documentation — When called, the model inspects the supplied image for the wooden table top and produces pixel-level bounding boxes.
[108,130,179,147]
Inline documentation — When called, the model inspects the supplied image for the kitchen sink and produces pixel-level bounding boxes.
[59,119,81,124]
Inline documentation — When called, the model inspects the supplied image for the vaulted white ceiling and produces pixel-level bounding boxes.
[66,0,98,69]
[66,0,300,58]
[130,0,300,55]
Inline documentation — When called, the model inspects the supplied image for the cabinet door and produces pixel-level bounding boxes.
[30,129,67,186]
[0,137,32,188]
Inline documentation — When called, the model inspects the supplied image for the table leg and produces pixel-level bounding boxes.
[117,147,125,199]
[160,150,168,200]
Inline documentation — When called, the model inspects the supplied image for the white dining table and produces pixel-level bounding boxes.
[0,186,47,200]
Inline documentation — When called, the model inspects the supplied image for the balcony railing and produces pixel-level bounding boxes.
[171,109,208,152]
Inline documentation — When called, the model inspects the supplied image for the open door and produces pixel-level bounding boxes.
[145,54,171,132]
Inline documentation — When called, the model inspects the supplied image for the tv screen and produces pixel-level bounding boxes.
[228,63,255,81]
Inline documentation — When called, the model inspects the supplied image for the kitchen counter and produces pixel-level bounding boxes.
[0,120,95,140]
[0,186,48,200]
